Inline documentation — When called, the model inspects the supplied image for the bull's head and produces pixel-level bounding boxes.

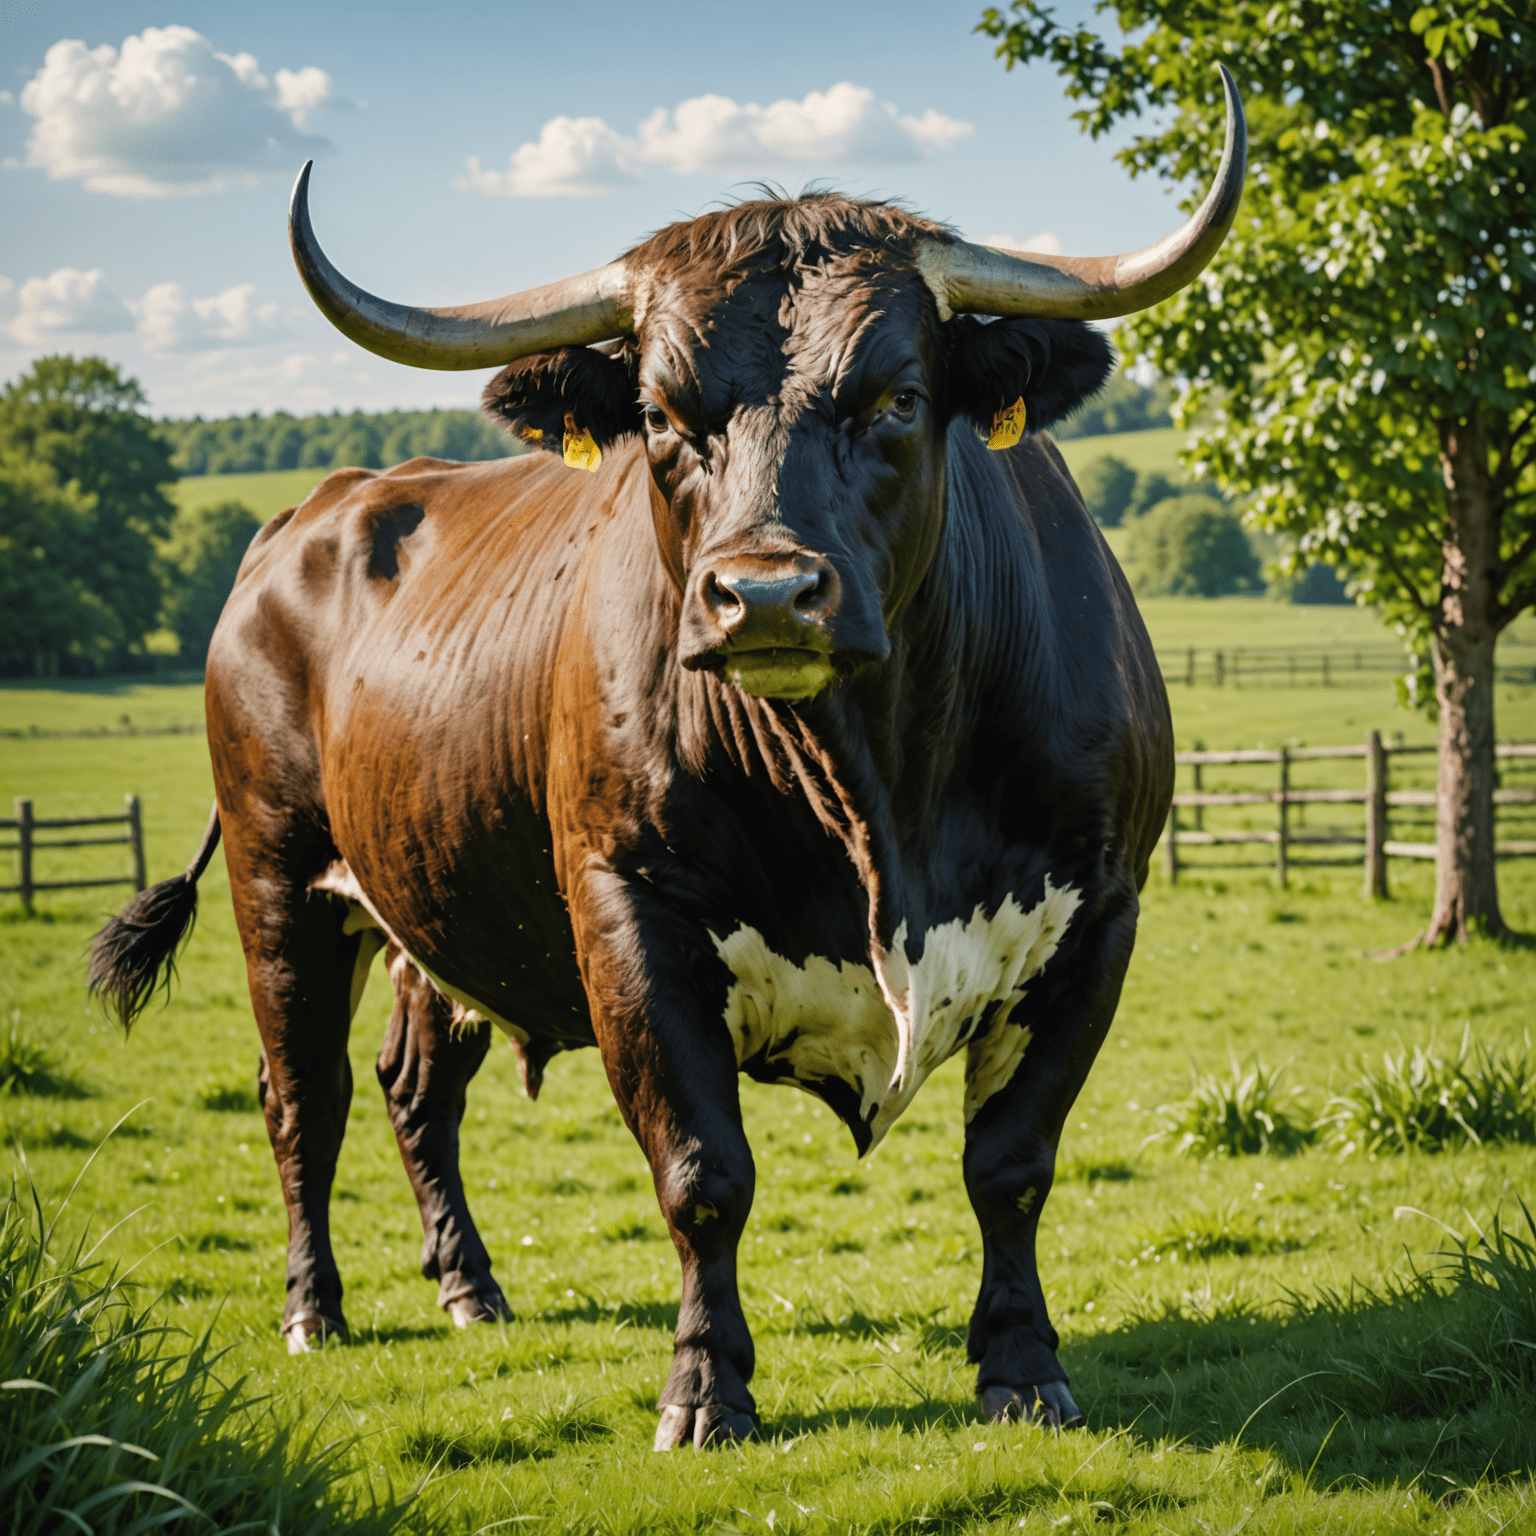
[289,69,1244,701]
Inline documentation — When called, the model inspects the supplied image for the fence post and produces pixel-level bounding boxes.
[1166,803,1179,886]
[1215,650,1225,687]
[1276,747,1290,889]
[126,793,146,892]
[1322,654,1331,687]
[1364,730,1388,898]
[15,797,33,917]
[1186,646,1196,687]
[1192,746,1204,832]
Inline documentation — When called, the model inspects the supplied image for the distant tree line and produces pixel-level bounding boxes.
[157,368,1168,478]
[0,356,523,678]
[160,407,517,476]
[1053,369,1172,440]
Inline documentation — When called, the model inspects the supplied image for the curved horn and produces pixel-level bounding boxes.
[288,161,633,370]
[918,64,1247,322]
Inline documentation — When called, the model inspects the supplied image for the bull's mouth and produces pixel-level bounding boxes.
[721,648,836,700]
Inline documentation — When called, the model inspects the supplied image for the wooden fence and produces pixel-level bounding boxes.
[2,796,146,915]
[1165,735,1536,891]
[1157,644,1536,689]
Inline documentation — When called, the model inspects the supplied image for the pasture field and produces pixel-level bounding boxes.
[5,620,1536,1531]
[171,466,330,521]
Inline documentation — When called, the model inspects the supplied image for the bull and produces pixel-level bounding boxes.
[90,69,1244,1447]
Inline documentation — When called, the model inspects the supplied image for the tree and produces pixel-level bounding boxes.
[981,0,1536,943]
[1078,453,1138,525]
[1123,496,1263,596]
[158,500,263,665]
[0,455,121,674]
[1054,366,1172,438]
[0,356,179,667]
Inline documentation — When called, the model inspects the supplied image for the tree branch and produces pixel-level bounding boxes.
[1375,544,1435,617]
[1497,526,1536,590]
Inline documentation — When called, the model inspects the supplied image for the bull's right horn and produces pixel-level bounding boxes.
[917,64,1247,322]
[289,161,633,370]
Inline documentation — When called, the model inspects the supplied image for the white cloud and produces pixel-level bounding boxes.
[459,82,972,198]
[640,83,971,174]
[456,116,638,198]
[18,25,331,197]
[3,267,135,344]
[136,281,286,353]
[980,231,1064,256]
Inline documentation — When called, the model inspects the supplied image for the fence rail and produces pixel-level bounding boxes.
[1157,644,1536,689]
[2,796,146,913]
[1165,738,1536,890]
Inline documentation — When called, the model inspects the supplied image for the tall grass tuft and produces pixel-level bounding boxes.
[1318,1028,1536,1156]
[0,1157,401,1535]
[1152,1056,1312,1157]
[0,1013,85,1098]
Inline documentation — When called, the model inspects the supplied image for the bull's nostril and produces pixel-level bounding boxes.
[794,571,829,614]
[705,571,742,616]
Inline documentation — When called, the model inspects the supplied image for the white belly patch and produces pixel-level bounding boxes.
[710,877,1081,1151]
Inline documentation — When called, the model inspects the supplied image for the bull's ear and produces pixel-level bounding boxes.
[481,343,640,455]
[944,317,1114,437]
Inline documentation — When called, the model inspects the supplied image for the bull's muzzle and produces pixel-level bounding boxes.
[681,554,840,700]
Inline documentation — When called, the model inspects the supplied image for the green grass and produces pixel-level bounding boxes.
[1056,427,1185,482]
[0,1161,403,1534]
[171,467,330,521]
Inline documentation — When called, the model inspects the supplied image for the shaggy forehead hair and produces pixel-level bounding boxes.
[627,193,954,410]
[626,190,955,284]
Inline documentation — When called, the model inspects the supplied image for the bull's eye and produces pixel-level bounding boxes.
[891,390,921,419]
[643,404,670,434]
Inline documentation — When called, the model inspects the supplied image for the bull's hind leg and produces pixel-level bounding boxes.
[961,893,1140,1428]
[376,944,509,1326]
[222,814,374,1353]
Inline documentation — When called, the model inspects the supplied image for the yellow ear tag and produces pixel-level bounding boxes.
[562,425,602,472]
[987,397,1027,451]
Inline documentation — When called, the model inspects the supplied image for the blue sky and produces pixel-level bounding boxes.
[0,0,1186,419]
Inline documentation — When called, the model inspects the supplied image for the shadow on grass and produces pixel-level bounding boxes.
[1060,1273,1536,1483]
[363,1322,453,1345]
[535,1298,679,1331]
[850,1480,1192,1536]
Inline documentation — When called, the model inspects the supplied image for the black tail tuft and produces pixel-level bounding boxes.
[86,802,221,1034]
[87,874,200,1034]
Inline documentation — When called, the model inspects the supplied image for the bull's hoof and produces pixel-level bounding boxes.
[981,1382,1084,1428]
[653,1403,759,1450]
[445,1288,511,1328]
[283,1313,348,1355]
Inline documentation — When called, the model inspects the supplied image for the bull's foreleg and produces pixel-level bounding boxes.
[376,945,509,1327]
[572,871,758,1450]
[961,895,1138,1428]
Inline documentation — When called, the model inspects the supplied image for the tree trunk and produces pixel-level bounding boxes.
[1425,411,1505,944]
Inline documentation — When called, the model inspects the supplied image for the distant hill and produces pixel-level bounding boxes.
[159,407,519,477]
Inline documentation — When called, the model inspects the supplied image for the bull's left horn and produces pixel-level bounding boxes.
[917,64,1246,322]
[288,161,633,369]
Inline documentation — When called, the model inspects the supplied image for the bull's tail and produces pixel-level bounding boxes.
[87,803,222,1033]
